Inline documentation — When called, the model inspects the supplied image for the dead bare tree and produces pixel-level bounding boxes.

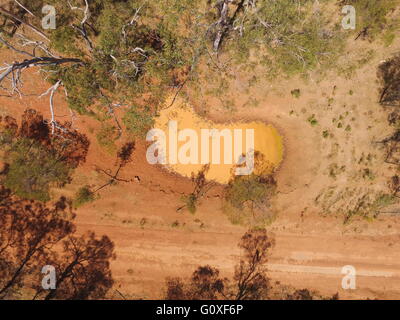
[164,228,275,300]
[233,228,274,300]
[93,142,135,193]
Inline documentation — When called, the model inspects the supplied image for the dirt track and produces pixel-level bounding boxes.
[76,218,400,299]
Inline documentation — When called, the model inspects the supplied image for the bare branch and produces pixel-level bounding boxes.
[0,35,35,58]
[68,0,94,51]
[0,56,83,85]
[39,80,61,134]
[121,4,144,39]
[13,0,35,17]
[15,33,60,58]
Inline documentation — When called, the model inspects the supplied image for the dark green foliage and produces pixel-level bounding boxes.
[0,110,89,202]
[3,138,71,202]
[224,152,277,226]
[1,0,361,129]
[50,26,83,57]
[59,66,99,114]
[43,0,188,116]
[225,173,276,212]
[73,186,96,208]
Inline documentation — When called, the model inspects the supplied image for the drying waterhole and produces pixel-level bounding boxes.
[149,97,284,184]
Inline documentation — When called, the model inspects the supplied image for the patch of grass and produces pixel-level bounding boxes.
[372,193,396,209]
[362,168,375,181]
[383,31,396,47]
[315,187,396,224]
[307,114,318,126]
[182,194,197,214]
[291,89,301,98]
[338,49,375,79]
[328,163,346,179]
[171,220,180,228]
[73,185,96,208]
[342,0,399,41]
[229,0,346,78]
[96,124,119,153]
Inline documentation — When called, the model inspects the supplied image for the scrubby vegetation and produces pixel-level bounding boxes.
[0,0,384,132]
[340,0,398,42]
[178,165,215,214]
[73,185,96,208]
[0,0,400,300]
[164,228,339,300]
[223,153,277,226]
[0,110,89,201]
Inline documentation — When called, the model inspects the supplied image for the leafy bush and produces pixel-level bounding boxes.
[3,139,71,202]
[224,172,277,226]
[0,110,88,202]
[73,186,96,208]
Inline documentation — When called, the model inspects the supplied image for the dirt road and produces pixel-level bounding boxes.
[76,215,400,299]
